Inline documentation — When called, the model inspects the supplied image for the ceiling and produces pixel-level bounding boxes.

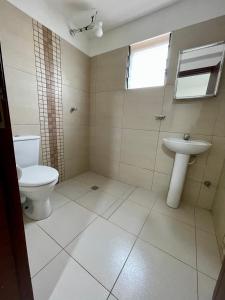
[45,0,182,32]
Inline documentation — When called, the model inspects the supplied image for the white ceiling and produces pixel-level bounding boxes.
[8,0,225,56]
[45,0,182,32]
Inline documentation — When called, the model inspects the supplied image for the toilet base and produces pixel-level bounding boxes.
[23,197,52,221]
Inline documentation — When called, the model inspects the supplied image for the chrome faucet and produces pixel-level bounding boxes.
[183,133,190,141]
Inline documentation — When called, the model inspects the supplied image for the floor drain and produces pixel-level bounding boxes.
[91,186,99,190]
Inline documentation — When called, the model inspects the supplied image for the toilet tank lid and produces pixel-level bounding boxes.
[13,135,40,142]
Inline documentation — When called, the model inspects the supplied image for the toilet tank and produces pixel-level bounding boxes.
[13,135,40,168]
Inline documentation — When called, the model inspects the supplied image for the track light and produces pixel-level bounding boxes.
[69,11,103,38]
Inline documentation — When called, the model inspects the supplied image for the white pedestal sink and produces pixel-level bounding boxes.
[163,138,212,208]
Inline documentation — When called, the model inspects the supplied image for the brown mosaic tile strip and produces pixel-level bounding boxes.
[32,20,65,181]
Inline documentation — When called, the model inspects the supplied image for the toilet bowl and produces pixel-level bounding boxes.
[19,165,59,220]
[13,135,59,221]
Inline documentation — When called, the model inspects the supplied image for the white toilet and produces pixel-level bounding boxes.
[13,135,59,220]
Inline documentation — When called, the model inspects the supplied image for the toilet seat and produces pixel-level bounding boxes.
[19,165,59,187]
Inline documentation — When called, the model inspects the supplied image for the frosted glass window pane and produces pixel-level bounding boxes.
[128,34,170,89]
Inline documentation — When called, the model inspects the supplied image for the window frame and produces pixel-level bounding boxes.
[126,33,171,90]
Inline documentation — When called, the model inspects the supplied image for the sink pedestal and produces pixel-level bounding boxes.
[167,153,190,208]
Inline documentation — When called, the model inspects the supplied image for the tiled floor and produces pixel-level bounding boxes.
[24,171,221,300]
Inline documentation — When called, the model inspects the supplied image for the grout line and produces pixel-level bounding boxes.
[194,207,199,300]
[109,236,138,295]
[4,63,36,77]
[107,293,119,300]
[151,207,196,229]
[55,175,205,272]
[104,188,136,220]
[138,235,198,271]
[32,216,99,278]
[57,184,134,219]
[35,223,65,249]
[197,270,218,282]
[65,249,111,294]
[108,195,155,295]
[27,172,218,298]
[31,249,64,279]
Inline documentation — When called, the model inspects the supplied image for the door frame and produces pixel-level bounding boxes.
[0,43,34,300]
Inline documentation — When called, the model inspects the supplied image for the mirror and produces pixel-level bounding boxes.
[174,41,225,99]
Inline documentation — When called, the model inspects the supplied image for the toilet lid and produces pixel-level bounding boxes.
[19,165,59,187]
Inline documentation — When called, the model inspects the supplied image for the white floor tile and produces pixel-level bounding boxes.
[112,239,197,300]
[102,197,127,219]
[24,223,61,277]
[65,218,136,290]
[195,208,215,234]
[153,197,195,226]
[56,179,89,201]
[127,188,158,209]
[196,229,221,279]
[50,191,71,210]
[109,200,150,235]
[198,272,216,300]
[75,171,108,188]
[101,179,134,198]
[75,190,119,216]
[38,202,96,247]
[140,211,196,267]
[32,251,109,300]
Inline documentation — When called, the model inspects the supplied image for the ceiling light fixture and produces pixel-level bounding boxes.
[69,11,103,38]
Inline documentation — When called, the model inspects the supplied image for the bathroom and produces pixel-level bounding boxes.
[0,0,225,299]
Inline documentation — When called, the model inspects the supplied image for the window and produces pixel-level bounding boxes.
[127,33,170,89]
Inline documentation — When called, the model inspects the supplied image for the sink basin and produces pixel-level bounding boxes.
[163,137,212,209]
[163,138,212,155]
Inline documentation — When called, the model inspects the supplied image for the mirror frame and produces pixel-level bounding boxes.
[174,41,225,100]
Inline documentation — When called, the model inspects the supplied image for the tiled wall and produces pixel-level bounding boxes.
[33,20,65,180]
[61,40,90,179]
[90,15,225,210]
[0,0,90,179]
[213,163,225,259]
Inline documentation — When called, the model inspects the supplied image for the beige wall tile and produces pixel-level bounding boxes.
[152,171,170,197]
[61,40,90,92]
[95,48,128,92]
[96,65,126,92]
[97,47,129,68]
[64,126,89,160]
[123,87,164,130]
[89,16,225,210]
[181,179,201,206]
[121,129,158,170]
[89,93,96,126]
[198,184,217,210]
[90,57,97,94]
[187,134,212,182]
[161,85,220,135]
[5,66,39,125]
[119,163,153,190]
[63,85,89,127]
[65,155,89,180]
[95,90,124,128]
[90,126,122,162]
[213,184,225,258]
[90,155,119,179]
[213,88,225,137]
[12,125,40,136]
[203,136,225,187]
[0,1,35,75]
